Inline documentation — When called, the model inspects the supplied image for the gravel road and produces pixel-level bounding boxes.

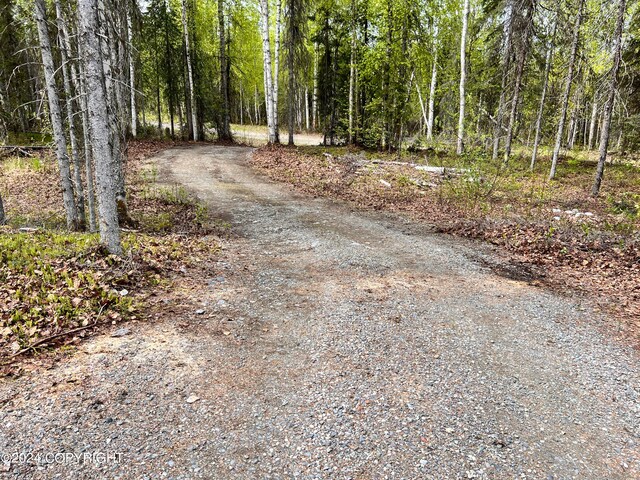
[1,145,639,479]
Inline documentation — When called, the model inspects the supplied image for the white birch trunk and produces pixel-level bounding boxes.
[312,42,318,130]
[416,82,428,135]
[273,0,282,143]
[427,50,437,141]
[456,0,470,155]
[34,0,78,230]
[128,8,137,138]
[181,0,198,140]
[259,0,276,143]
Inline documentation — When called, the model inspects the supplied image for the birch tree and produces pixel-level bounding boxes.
[34,0,79,230]
[128,5,137,138]
[456,0,470,155]
[274,0,282,143]
[259,0,276,143]
[427,45,437,141]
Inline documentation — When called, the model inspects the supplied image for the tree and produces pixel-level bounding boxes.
[34,0,79,231]
[286,0,309,145]
[0,192,4,225]
[129,3,138,138]
[274,0,282,143]
[427,23,438,141]
[55,0,86,229]
[259,0,277,143]
[78,0,122,254]
[549,0,585,180]
[456,0,470,155]
[592,0,627,196]
[530,16,556,170]
[502,0,535,163]
[217,0,231,140]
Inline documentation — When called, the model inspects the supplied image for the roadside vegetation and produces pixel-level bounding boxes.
[0,141,222,369]
[253,144,640,341]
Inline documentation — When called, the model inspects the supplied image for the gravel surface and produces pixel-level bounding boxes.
[1,145,639,479]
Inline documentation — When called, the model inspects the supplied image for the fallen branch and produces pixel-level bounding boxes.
[9,304,106,358]
[9,322,99,358]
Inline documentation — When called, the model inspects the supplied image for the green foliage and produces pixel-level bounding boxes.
[0,231,133,352]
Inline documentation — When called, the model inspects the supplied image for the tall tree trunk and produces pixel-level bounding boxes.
[273,0,282,143]
[101,2,133,228]
[427,49,437,141]
[78,60,97,232]
[456,0,470,155]
[180,0,194,139]
[254,84,260,125]
[549,0,584,179]
[304,86,309,130]
[34,0,78,230]
[217,0,231,140]
[164,0,175,138]
[55,0,86,229]
[530,21,555,170]
[503,1,534,164]
[416,82,428,135]
[348,3,357,145]
[259,0,276,143]
[593,0,626,196]
[0,192,4,225]
[128,7,137,138]
[492,5,515,161]
[588,97,598,150]
[77,0,122,254]
[312,42,318,131]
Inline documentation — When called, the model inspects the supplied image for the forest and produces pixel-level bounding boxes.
[1,0,639,256]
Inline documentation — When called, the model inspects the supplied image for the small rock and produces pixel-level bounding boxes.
[111,328,130,338]
[195,309,205,315]
[186,395,200,404]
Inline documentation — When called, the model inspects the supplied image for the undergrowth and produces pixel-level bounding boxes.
[0,140,222,363]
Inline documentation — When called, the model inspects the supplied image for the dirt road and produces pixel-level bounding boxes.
[1,145,638,479]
